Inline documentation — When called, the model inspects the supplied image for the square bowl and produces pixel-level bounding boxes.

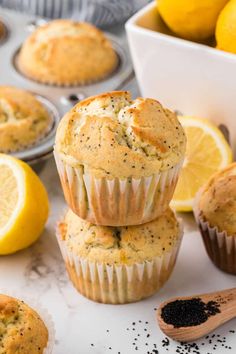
[126,1,236,154]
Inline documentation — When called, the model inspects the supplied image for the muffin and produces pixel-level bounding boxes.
[0,86,52,153]
[17,19,118,86]
[54,91,186,226]
[0,22,6,42]
[56,207,183,304]
[0,294,49,353]
[194,163,236,274]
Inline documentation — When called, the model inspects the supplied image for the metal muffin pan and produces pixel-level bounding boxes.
[0,8,134,164]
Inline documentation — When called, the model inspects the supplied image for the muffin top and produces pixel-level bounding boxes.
[55,91,186,178]
[0,294,48,354]
[18,19,118,86]
[59,207,181,265]
[198,163,236,236]
[0,86,52,152]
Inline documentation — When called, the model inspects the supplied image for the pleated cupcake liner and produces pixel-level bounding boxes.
[54,150,183,226]
[194,191,236,275]
[0,289,55,354]
[56,218,183,304]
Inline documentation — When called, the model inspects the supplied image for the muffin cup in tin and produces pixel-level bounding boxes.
[194,190,236,275]
[0,290,55,353]
[54,151,183,226]
[56,218,183,304]
[15,49,120,88]
[11,94,60,164]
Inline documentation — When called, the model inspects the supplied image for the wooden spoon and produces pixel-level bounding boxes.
[157,288,236,342]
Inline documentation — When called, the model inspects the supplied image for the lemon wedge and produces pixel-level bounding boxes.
[0,154,49,254]
[172,116,233,212]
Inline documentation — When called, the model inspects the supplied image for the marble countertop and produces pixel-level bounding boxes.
[1,158,235,354]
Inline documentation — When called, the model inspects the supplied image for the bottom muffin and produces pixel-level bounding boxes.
[0,294,49,354]
[194,163,236,275]
[56,208,183,304]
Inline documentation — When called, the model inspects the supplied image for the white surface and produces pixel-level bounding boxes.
[126,2,236,155]
[0,158,235,354]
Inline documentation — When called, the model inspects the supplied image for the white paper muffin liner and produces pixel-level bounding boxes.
[0,289,55,354]
[54,150,183,226]
[194,190,236,275]
[56,218,184,304]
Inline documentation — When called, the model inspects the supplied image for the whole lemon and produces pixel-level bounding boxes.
[216,0,236,53]
[157,0,229,41]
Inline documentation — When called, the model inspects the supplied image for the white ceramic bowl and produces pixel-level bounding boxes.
[126,1,236,154]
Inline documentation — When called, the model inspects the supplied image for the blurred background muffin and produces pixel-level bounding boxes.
[0,0,150,28]
[54,91,186,226]
[194,163,236,275]
[0,294,49,354]
[0,21,6,41]
[57,207,183,304]
[18,20,118,86]
[0,86,52,153]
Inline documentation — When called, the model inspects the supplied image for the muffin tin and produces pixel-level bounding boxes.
[0,8,134,164]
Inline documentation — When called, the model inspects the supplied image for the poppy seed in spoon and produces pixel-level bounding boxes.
[161,298,220,328]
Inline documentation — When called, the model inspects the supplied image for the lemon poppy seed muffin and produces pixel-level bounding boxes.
[0,86,52,153]
[18,19,118,86]
[199,163,236,235]
[57,207,183,304]
[0,294,48,354]
[195,163,236,274]
[54,91,186,225]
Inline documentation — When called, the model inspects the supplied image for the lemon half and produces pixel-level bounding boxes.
[0,154,49,254]
[172,116,233,212]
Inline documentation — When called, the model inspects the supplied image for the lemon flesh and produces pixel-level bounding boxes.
[172,117,233,212]
[0,154,49,254]
[157,0,229,41]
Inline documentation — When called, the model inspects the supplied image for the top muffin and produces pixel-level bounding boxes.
[55,91,186,179]
[0,86,52,153]
[198,163,236,235]
[18,19,118,86]
[0,294,48,354]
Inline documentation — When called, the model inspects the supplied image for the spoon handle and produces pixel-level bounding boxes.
[203,288,236,324]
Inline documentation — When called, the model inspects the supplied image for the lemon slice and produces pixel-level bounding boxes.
[172,116,233,212]
[0,154,49,254]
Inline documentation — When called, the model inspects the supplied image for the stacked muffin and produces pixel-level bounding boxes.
[54,91,186,304]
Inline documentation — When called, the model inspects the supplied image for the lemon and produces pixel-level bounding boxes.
[216,0,236,54]
[172,116,233,212]
[0,154,49,254]
[157,0,229,41]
